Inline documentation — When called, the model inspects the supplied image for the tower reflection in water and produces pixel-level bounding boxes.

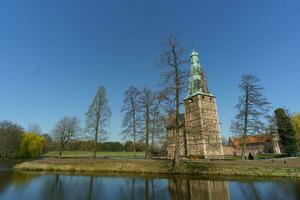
[169,177,229,200]
[1,171,300,200]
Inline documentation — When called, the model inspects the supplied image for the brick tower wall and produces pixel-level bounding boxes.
[184,94,224,159]
[167,126,186,159]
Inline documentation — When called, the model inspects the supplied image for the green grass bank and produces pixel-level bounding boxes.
[14,157,300,178]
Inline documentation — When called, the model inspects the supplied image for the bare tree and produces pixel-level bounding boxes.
[230,74,270,159]
[150,90,166,158]
[86,86,111,159]
[52,116,80,157]
[139,87,154,159]
[121,86,141,157]
[28,123,42,134]
[160,34,188,163]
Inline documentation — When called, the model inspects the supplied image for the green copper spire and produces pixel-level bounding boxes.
[187,50,210,98]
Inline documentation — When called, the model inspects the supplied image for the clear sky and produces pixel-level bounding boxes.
[0,0,299,141]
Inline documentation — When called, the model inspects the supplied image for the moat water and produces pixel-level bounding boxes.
[0,161,300,200]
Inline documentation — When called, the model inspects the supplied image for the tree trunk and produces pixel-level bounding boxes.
[150,111,156,159]
[93,113,100,159]
[59,140,64,157]
[183,123,188,158]
[59,148,63,157]
[93,135,98,159]
[133,130,136,158]
[241,83,249,160]
[145,107,150,159]
[174,55,180,164]
[131,98,137,158]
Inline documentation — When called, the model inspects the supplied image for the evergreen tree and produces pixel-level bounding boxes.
[292,113,300,152]
[275,108,298,156]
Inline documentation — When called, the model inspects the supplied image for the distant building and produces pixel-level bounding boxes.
[167,50,224,159]
[226,133,282,155]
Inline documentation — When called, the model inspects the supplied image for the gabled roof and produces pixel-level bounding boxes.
[229,134,272,147]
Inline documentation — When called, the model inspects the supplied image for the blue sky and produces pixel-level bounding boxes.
[0,0,299,141]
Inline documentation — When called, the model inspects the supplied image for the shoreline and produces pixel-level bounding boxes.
[13,158,300,178]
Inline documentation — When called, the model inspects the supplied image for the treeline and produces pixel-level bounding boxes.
[0,121,44,159]
[47,85,168,158]
[0,119,167,159]
[44,139,154,153]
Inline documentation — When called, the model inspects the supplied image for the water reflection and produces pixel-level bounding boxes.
[42,175,65,200]
[0,171,37,194]
[229,180,300,200]
[0,169,299,200]
[169,176,229,200]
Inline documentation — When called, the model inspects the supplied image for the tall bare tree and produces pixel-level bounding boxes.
[86,86,111,158]
[150,90,166,158]
[139,87,154,159]
[160,34,188,163]
[52,116,80,157]
[230,74,270,159]
[121,86,141,157]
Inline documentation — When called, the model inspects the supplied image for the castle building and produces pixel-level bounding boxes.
[226,132,282,156]
[167,50,224,159]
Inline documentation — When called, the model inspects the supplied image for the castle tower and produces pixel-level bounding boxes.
[184,50,224,159]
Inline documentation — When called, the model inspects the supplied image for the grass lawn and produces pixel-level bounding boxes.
[43,151,145,158]
[15,157,300,177]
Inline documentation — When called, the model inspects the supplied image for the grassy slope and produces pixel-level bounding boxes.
[14,158,300,178]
